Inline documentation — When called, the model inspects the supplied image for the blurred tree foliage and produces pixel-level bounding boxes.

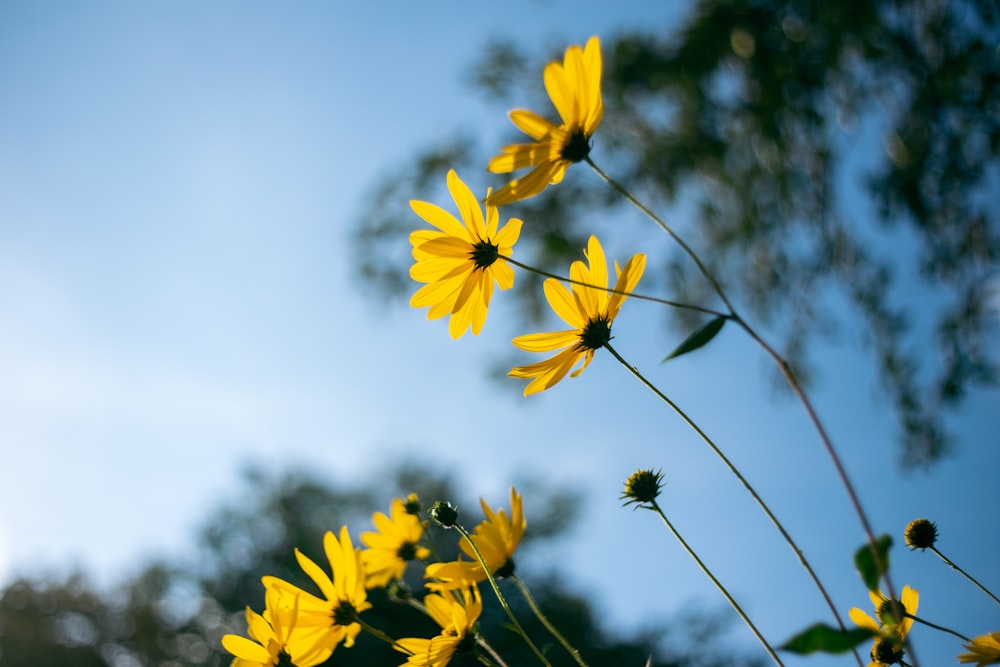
[351,0,999,468]
[0,464,758,666]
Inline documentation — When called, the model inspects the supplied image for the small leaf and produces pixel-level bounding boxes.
[662,316,726,362]
[854,534,893,591]
[782,623,877,654]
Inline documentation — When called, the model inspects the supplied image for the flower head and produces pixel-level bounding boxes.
[425,488,525,590]
[509,235,645,395]
[221,588,333,667]
[849,585,919,667]
[621,469,665,507]
[960,631,1000,666]
[904,518,937,550]
[409,170,523,338]
[486,36,603,206]
[263,526,372,651]
[361,496,432,588]
[396,588,482,667]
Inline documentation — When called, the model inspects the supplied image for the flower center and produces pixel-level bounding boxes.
[470,239,500,269]
[332,600,360,627]
[578,315,612,350]
[276,650,295,667]
[494,558,516,579]
[871,637,903,665]
[397,541,418,561]
[560,127,592,163]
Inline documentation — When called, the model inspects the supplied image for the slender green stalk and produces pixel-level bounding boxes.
[453,523,553,667]
[646,498,784,667]
[357,618,411,654]
[476,636,511,667]
[905,613,970,641]
[512,575,589,667]
[501,254,728,319]
[604,343,863,666]
[588,156,901,662]
[930,546,1000,606]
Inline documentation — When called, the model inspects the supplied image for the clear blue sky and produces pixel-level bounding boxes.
[1,2,996,666]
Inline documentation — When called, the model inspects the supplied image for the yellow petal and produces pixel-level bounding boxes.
[510,109,559,141]
[446,169,486,239]
[512,329,579,352]
[410,200,468,240]
[543,278,586,329]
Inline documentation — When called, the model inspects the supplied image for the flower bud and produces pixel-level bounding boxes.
[904,518,937,550]
[621,469,665,507]
[428,501,459,528]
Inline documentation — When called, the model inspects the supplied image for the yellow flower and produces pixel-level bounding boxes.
[396,588,483,667]
[409,169,523,338]
[849,585,919,666]
[361,496,432,588]
[486,36,603,206]
[425,488,525,591]
[221,589,333,667]
[509,235,645,395]
[960,632,1000,666]
[263,526,372,651]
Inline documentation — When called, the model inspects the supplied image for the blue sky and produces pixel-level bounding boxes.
[1,2,997,666]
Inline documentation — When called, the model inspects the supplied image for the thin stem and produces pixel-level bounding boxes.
[604,343,863,667]
[477,636,511,667]
[585,157,736,314]
[357,618,411,654]
[513,575,589,667]
[588,156,898,661]
[501,254,728,319]
[454,523,553,667]
[930,546,1000,606]
[905,613,970,642]
[647,498,784,667]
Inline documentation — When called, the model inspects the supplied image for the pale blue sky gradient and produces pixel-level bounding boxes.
[1,3,997,666]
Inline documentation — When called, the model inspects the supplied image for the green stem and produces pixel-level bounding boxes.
[588,156,897,665]
[930,546,1000,606]
[585,158,736,314]
[357,618,411,654]
[905,613,970,641]
[476,636,511,667]
[454,523,553,667]
[604,343,863,666]
[513,575,589,667]
[501,254,728,319]
[647,499,784,667]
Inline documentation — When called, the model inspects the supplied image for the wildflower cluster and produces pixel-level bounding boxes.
[225,32,997,667]
[223,490,526,667]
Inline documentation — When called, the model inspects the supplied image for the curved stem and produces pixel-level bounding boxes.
[512,575,588,667]
[454,523,553,667]
[905,613,970,641]
[647,499,784,666]
[585,157,736,314]
[357,618,411,654]
[604,342,863,667]
[501,254,728,319]
[929,546,1000,605]
[476,636,511,667]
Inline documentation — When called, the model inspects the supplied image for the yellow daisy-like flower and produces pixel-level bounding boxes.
[410,169,523,338]
[849,585,919,667]
[425,488,525,591]
[263,526,372,651]
[486,36,603,206]
[508,235,645,395]
[361,496,432,588]
[960,631,1000,666]
[221,589,334,667]
[396,588,483,667]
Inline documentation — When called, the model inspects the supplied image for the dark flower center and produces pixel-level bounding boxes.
[470,239,500,269]
[579,315,612,350]
[560,127,592,163]
[871,637,903,665]
[494,558,516,579]
[456,633,477,653]
[332,600,360,627]
[276,650,295,667]
[397,541,418,561]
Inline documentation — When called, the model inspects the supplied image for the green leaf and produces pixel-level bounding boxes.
[662,316,726,362]
[854,534,893,591]
[781,623,877,654]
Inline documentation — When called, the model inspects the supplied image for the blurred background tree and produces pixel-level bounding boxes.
[351,0,999,469]
[0,463,760,666]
